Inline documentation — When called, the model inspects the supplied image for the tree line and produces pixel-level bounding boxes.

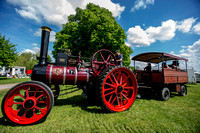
[1,3,133,70]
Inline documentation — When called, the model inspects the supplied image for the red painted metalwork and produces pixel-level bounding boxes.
[2,83,52,125]
[91,49,117,76]
[101,67,137,112]
[46,65,91,85]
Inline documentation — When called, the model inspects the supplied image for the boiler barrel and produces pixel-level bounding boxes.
[46,65,91,85]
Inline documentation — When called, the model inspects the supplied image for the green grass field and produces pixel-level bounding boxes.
[0,84,199,132]
[0,77,31,85]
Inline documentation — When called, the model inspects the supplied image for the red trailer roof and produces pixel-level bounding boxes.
[132,52,188,63]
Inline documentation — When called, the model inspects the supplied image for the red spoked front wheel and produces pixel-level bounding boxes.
[1,81,54,125]
[91,49,117,76]
[99,67,137,112]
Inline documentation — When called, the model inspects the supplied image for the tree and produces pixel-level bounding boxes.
[0,33,18,67]
[53,3,133,66]
[14,52,52,70]
[14,53,38,70]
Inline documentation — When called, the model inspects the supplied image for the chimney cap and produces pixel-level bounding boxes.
[41,26,51,32]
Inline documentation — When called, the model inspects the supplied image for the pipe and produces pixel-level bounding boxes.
[38,26,51,65]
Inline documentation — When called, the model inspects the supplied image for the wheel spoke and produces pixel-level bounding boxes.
[111,95,117,104]
[17,94,25,99]
[23,109,28,117]
[13,102,23,105]
[97,65,105,75]
[38,100,47,104]
[35,106,42,111]
[93,61,104,64]
[104,88,114,91]
[117,71,121,82]
[36,94,44,100]
[106,54,111,62]
[122,82,127,87]
[117,96,120,106]
[121,93,129,100]
[108,94,113,103]
[111,73,118,85]
[124,86,134,89]
[104,90,115,96]
[100,52,105,62]
[108,63,115,66]
[105,82,116,88]
[33,108,35,116]
[108,76,115,85]
[120,94,123,106]
[25,89,29,98]
[34,89,38,97]
[17,107,24,112]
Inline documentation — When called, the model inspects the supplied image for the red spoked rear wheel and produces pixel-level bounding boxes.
[91,49,117,76]
[99,67,137,112]
[1,81,54,125]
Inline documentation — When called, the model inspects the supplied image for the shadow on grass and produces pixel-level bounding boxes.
[55,95,108,114]
[0,77,8,80]
[0,117,14,126]
[137,88,181,100]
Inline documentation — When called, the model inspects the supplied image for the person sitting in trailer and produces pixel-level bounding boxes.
[171,61,181,71]
[144,63,151,74]
[162,62,169,69]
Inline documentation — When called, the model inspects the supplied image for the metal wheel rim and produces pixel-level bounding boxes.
[102,67,137,112]
[91,49,116,76]
[3,84,51,125]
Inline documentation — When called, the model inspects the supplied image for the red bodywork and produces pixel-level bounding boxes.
[46,65,91,85]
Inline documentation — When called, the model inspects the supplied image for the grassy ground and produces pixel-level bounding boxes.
[0,84,199,133]
[0,77,31,85]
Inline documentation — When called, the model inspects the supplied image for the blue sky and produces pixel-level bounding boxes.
[0,0,200,71]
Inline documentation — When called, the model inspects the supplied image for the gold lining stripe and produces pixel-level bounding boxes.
[41,26,51,32]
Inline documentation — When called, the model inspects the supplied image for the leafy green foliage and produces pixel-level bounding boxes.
[14,52,52,70]
[14,53,38,70]
[53,3,133,66]
[0,33,18,67]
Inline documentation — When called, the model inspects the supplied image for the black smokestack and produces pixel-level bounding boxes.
[39,26,51,65]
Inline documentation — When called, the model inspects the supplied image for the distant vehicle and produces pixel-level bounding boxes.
[132,52,188,101]
[187,67,196,84]
[0,66,26,78]
[195,72,200,83]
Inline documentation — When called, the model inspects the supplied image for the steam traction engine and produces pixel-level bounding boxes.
[1,26,137,125]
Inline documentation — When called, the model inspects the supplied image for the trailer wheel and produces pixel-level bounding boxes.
[98,66,137,112]
[161,87,170,101]
[1,81,54,125]
[179,85,187,96]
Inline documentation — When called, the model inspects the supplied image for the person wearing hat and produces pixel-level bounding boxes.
[115,50,123,66]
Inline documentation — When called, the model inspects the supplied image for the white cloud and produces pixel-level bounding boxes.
[34,28,55,42]
[22,49,36,54]
[178,39,200,72]
[32,43,38,46]
[170,51,174,54]
[146,19,176,41]
[126,26,153,47]
[126,19,176,47]
[131,0,154,12]
[192,22,200,35]
[176,18,196,33]
[126,17,200,47]
[7,0,125,27]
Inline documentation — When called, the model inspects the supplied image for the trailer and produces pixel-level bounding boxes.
[132,52,188,101]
